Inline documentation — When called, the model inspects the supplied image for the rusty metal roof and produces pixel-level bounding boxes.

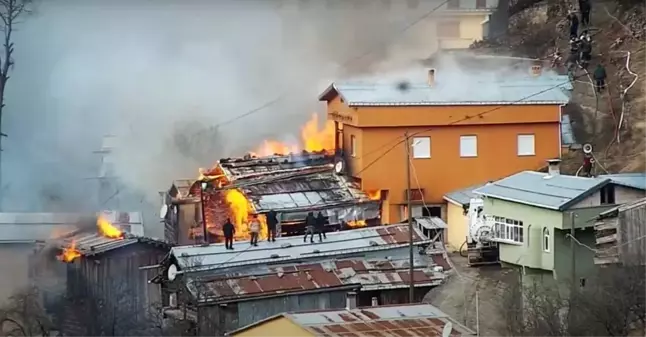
[57,231,169,257]
[217,152,336,180]
[227,304,475,336]
[190,258,444,303]
[171,224,431,273]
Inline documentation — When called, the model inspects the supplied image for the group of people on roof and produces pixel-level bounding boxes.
[220,209,330,249]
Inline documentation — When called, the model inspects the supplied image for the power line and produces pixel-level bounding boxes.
[208,0,453,130]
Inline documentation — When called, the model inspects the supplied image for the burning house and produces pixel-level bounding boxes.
[51,216,170,336]
[154,224,448,335]
[164,151,382,245]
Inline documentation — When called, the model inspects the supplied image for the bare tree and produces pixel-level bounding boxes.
[0,0,31,208]
[0,286,57,337]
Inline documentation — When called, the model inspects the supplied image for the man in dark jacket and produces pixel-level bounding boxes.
[567,11,579,39]
[223,218,235,250]
[593,64,607,93]
[315,212,328,242]
[579,0,591,26]
[266,210,278,242]
[579,35,592,69]
[303,212,316,243]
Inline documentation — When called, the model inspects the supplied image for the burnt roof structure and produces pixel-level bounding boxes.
[56,230,170,257]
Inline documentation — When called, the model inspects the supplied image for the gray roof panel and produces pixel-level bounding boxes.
[444,183,488,205]
[473,171,609,210]
[600,173,646,190]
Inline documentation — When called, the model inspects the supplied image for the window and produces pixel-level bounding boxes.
[476,0,487,9]
[436,21,460,38]
[412,137,431,159]
[600,185,616,204]
[491,216,524,244]
[460,135,478,157]
[517,134,536,156]
[543,227,550,252]
[350,135,357,157]
[447,0,460,9]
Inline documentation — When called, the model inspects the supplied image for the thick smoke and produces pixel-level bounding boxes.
[5,0,443,236]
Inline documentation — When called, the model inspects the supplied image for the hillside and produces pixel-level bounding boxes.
[472,0,645,174]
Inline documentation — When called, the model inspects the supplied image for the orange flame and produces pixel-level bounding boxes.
[57,240,81,263]
[347,220,367,228]
[97,216,123,239]
[366,190,382,201]
[224,189,267,241]
[251,113,335,156]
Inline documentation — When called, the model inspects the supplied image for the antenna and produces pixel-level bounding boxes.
[442,322,453,337]
[582,143,593,154]
[167,264,178,281]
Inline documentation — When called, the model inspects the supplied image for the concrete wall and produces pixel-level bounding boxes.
[0,244,34,304]
[570,186,646,209]
[446,201,467,252]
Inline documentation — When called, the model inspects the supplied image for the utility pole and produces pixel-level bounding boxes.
[200,181,208,244]
[570,212,576,290]
[405,132,414,303]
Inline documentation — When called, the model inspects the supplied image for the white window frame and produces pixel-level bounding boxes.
[412,137,431,159]
[460,135,478,158]
[490,216,524,245]
[350,135,357,157]
[517,134,536,156]
[543,227,550,252]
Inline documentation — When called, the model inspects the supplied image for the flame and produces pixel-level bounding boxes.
[57,240,81,263]
[225,189,267,240]
[97,216,123,239]
[255,140,299,157]
[251,113,335,156]
[366,190,382,201]
[347,220,367,228]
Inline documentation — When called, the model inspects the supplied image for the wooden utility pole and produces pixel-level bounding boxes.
[570,212,576,289]
[405,132,414,303]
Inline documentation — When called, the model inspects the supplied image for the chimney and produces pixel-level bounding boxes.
[427,68,436,86]
[346,291,357,310]
[530,64,542,77]
[547,159,561,176]
[371,297,379,306]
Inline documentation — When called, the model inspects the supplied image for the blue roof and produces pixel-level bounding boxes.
[600,173,646,190]
[473,171,610,211]
[444,183,488,205]
[320,70,572,106]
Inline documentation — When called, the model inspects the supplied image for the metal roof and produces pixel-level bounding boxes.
[443,183,488,205]
[397,217,447,230]
[473,171,610,211]
[597,197,646,219]
[228,304,475,336]
[191,258,444,303]
[600,173,646,191]
[319,70,571,106]
[170,224,430,272]
[0,211,144,243]
[57,231,169,257]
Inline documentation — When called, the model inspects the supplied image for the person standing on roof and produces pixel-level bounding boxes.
[249,215,260,247]
[223,218,235,250]
[593,63,607,93]
[567,11,579,39]
[315,212,328,242]
[266,210,278,242]
[303,212,316,243]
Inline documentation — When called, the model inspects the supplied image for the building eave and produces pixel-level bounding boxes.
[346,100,570,107]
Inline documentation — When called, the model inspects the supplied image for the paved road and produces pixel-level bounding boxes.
[424,254,516,336]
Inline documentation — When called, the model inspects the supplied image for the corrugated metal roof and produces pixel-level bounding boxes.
[228,304,475,336]
[473,171,609,211]
[191,258,444,303]
[171,224,430,272]
[57,231,169,256]
[444,183,488,205]
[0,211,144,243]
[397,217,447,229]
[320,70,571,106]
[600,173,646,191]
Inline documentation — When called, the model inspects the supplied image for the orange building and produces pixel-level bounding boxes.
[319,64,572,224]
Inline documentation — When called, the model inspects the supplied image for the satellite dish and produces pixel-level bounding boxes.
[442,322,453,337]
[160,205,168,219]
[583,143,593,154]
[167,264,178,281]
[334,159,345,174]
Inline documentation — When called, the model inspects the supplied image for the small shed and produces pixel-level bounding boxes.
[594,197,646,265]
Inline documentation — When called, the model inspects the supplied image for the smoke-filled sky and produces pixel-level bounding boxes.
[5,0,442,235]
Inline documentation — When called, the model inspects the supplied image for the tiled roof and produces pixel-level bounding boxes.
[170,224,430,273]
[191,258,444,303]
[473,171,609,211]
[228,304,476,336]
[319,69,571,106]
[600,173,646,190]
[444,183,488,205]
